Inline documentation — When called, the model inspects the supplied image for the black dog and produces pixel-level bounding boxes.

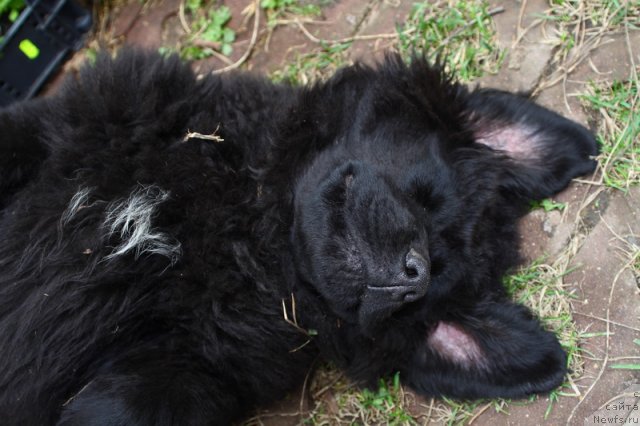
[0,50,597,425]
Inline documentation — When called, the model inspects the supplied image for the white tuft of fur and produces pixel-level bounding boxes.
[103,185,181,264]
[61,187,94,225]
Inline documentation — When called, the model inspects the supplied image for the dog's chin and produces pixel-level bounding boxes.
[358,295,401,333]
[357,288,424,335]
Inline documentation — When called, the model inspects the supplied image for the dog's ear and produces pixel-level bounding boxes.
[465,89,598,200]
[404,300,567,399]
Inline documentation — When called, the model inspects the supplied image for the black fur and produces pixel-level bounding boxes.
[0,50,597,425]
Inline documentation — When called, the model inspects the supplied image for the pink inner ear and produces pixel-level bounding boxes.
[428,321,487,369]
[475,123,542,161]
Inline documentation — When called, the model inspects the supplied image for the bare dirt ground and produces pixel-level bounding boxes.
[48,0,639,424]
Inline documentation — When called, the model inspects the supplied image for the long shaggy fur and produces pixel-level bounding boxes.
[0,50,597,425]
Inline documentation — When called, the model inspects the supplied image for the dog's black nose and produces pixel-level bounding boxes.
[401,248,430,301]
[394,248,430,302]
[358,248,430,330]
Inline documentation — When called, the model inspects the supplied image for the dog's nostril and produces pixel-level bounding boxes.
[405,266,418,278]
[404,248,428,280]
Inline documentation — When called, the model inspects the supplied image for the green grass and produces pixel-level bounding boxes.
[538,0,639,91]
[261,0,321,26]
[269,0,505,87]
[177,0,236,60]
[396,0,504,81]
[503,260,583,418]
[610,337,640,370]
[170,0,322,67]
[530,198,567,212]
[542,0,638,36]
[303,369,416,425]
[358,374,416,425]
[504,260,581,354]
[581,75,640,190]
[543,0,638,29]
[610,364,640,370]
[270,42,352,85]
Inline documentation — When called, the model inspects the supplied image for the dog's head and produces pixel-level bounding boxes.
[286,55,596,398]
[292,135,439,330]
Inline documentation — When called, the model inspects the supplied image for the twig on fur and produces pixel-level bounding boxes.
[288,339,311,353]
[211,0,261,74]
[183,125,224,143]
[282,294,313,352]
[281,294,310,336]
[291,291,299,325]
[62,380,93,407]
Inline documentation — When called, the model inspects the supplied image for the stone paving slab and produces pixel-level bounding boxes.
[478,0,554,93]
[537,31,640,125]
[517,180,593,263]
[348,0,415,63]
[311,0,372,40]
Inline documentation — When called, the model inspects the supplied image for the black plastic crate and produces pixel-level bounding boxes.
[0,0,91,107]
